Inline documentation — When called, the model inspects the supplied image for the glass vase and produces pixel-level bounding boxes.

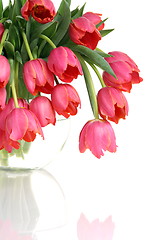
[0,117,70,170]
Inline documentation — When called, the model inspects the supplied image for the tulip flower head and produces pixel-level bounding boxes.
[21,0,56,24]
[29,96,56,127]
[69,16,102,50]
[5,108,44,150]
[103,51,143,92]
[97,87,129,123]
[79,119,117,158]
[51,84,81,118]
[77,213,115,240]
[23,58,54,95]
[48,46,83,83]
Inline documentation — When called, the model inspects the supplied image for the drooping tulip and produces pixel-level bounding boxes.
[47,46,83,83]
[77,213,115,240]
[69,16,102,50]
[29,96,56,127]
[79,119,117,158]
[23,58,54,95]
[21,0,56,24]
[97,87,129,123]
[51,84,81,118]
[5,108,44,149]
[0,56,10,88]
[83,12,105,30]
[103,51,143,92]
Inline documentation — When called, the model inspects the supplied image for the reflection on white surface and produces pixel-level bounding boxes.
[0,169,67,239]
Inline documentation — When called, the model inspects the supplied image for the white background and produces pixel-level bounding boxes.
[45,0,160,239]
[2,0,160,239]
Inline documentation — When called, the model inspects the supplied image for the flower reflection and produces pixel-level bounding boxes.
[0,219,32,240]
[77,213,115,240]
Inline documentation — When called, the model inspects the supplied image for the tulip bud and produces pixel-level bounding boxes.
[103,51,143,92]
[51,84,81,118]
[69,16,102,50]
[83,12,105,30]
[97,87,129,123]
[47,46,83,83]
[23,58,54,95]
[29,96,56,127]
[79,119,117,158]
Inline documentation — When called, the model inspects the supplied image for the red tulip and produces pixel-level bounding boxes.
[51,84,81,118]
[77,213,115,240]
[0,88,6,111]
[79,119,117,158]
[0,23,4,41]
[83,12,105,30]
[21,0,56,24]
[23,58,54,95]
[97,87,129,123]
[47,46,83,83]
[5,108,44,149]
[69,17,102,50]
[0,56,10,88]
[29,96,56,127]
[103,51,143,92]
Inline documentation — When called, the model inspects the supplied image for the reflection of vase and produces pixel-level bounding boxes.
[0,169,66,238]
[0,118,70,170]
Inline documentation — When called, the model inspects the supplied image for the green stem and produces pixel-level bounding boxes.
[39,34,56,49]
[9,59,19,108]
[88,63,106,88]
[0,29,9,54]
[77,53,99,119]
[21,31,34,60]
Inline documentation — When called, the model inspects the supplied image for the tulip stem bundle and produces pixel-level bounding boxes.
[0,0,143,161]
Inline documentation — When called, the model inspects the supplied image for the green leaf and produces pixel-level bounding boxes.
[30,21,57,41]
[15,51,23,64]
[52,0,71,46]
[8,24,21,49]
[95,49,112,58]
[0,0,3,18]
[11,0,22,22]
[100,28,114,37]
[72,3,86,19]
[96,18,108,29]
[4,41,15,58]
[72,45,116,77]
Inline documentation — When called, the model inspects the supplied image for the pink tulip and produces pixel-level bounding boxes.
[23,58,54,95]
[51,83,81,118]
[0,55,10,88]
[77,213,115,240]
[103,51,143,92]
[69,16,102,50]
[0,88,6,111]
[0,23,4,41]
[83,12,105,30]
[97,87,129,123]
[0,98,29,131]
[5,108,44,149]
[47,46,83,83]
[29,96,56,127]
[79,119,117,158]
[21,0,56,24]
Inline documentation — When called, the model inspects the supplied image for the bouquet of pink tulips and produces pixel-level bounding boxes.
[0,0,143,160]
